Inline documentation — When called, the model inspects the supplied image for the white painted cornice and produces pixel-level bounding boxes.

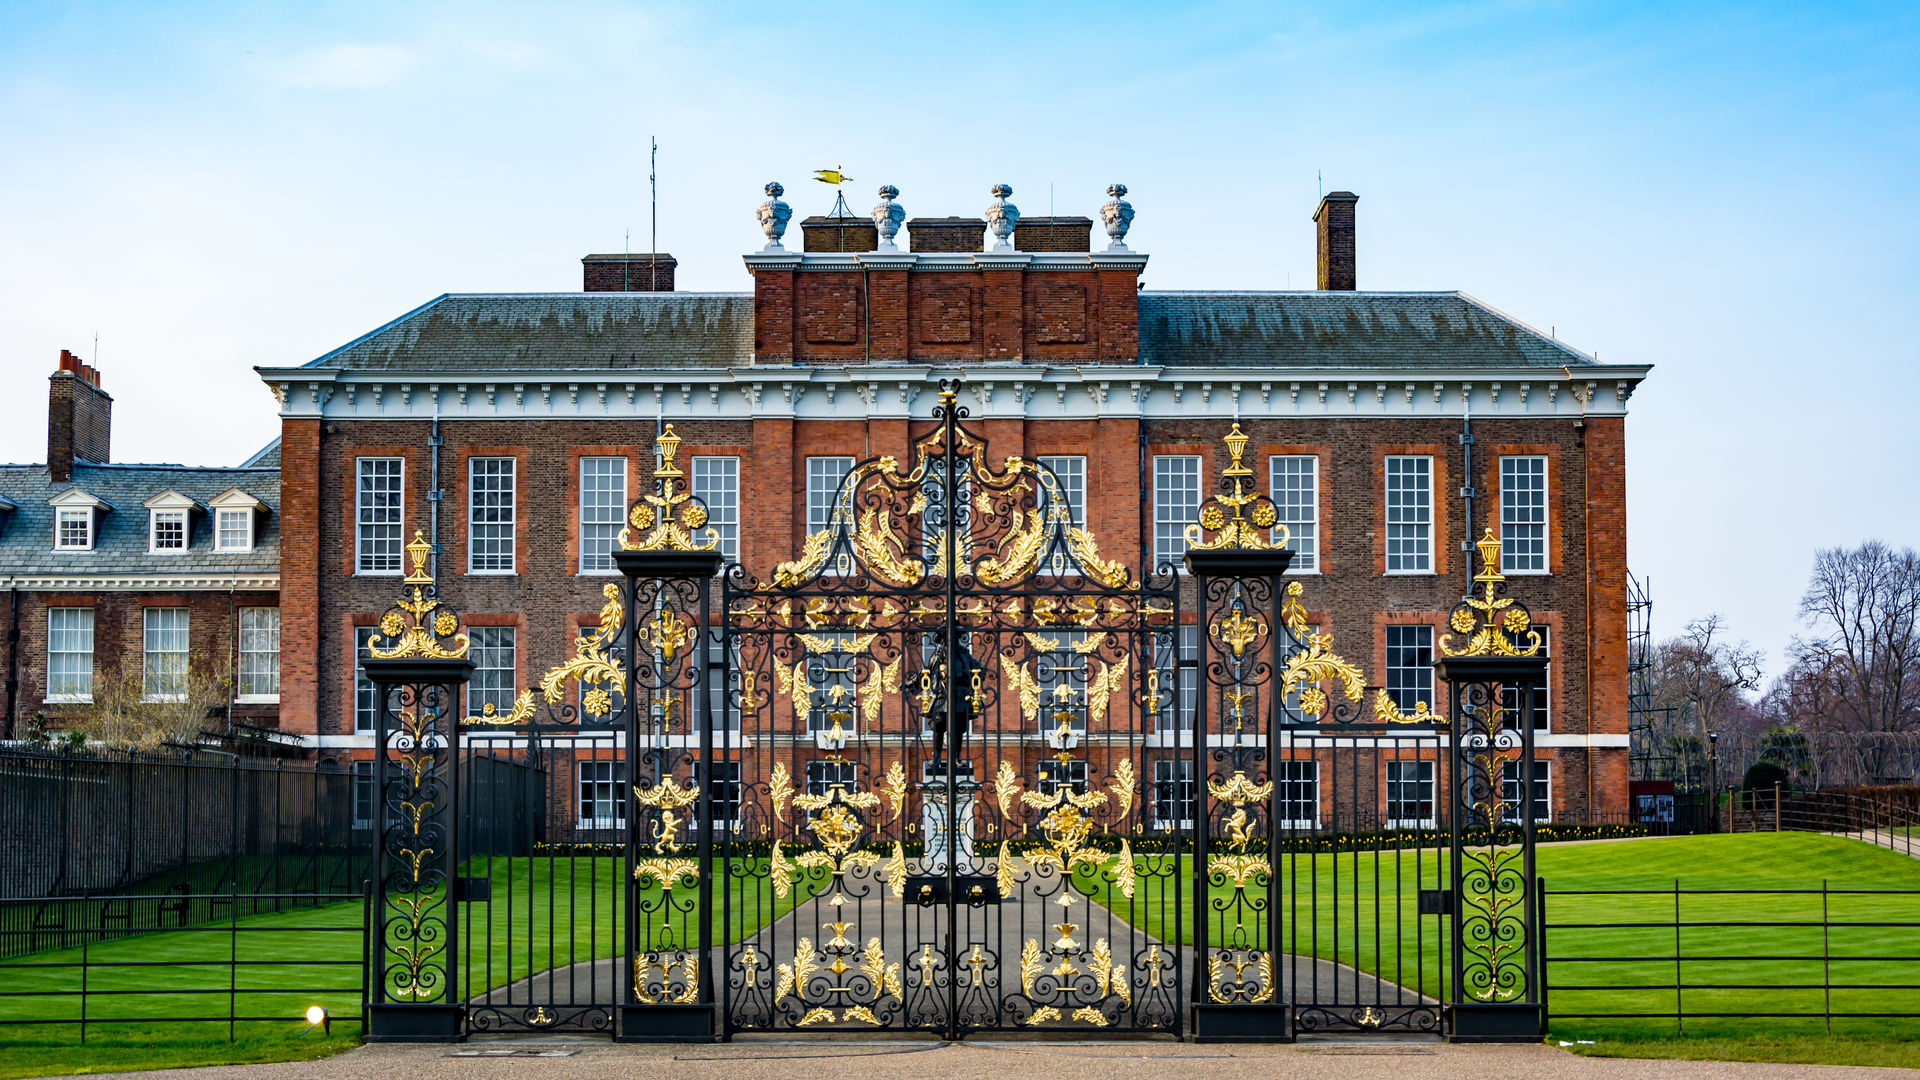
[0,573,280,591]
[257,363,1651,422]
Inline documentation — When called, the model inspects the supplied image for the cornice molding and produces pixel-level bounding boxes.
[257,364,1651,422]
[0,573,281,592]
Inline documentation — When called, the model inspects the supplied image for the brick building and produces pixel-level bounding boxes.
[1,352,282,739]
[256,184,1647,820]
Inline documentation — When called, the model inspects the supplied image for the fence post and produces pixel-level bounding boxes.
[1536,879,1549,1027]
[79,894,89,1045]
[1673,878,1683,1037]
[1821,878,1831,1036]
[1775,783,1782,832]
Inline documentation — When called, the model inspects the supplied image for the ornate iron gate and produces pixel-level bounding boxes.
[365,380,1549,1043]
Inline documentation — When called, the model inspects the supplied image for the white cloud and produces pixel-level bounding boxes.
[270,44,421,89]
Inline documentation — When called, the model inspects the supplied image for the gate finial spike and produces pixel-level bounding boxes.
[621,424,719,552]
[1438,527,1542,657]
[1185,424,1284,552]
[367,529,470,660]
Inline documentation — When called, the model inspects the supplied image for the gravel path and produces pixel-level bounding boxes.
[34,1038,1918,1080]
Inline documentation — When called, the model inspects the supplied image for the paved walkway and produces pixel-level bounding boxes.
[44,1038,1920,1080]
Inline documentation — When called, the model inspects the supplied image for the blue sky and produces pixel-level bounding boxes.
[1,1,1915,674]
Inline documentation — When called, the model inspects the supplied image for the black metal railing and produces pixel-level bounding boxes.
[0,749,367,959]
[1541,881,1920,1033]
[0,888,370,1042]
[1725,786,1920,856]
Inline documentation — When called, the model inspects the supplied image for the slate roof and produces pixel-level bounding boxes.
[296,289,1594,372]
[304,293,755,371]
[0,463,279,576]
[1136,292,1594,368]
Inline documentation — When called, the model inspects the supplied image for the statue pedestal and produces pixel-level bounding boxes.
[918,761,978,873]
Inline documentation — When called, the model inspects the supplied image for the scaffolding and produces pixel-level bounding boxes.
[1627,572,1689,787]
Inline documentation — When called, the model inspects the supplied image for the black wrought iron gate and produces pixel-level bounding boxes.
[364,381,1551,1043]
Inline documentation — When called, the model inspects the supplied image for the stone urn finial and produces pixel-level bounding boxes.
[985,183,1019,251]
[1101,183,1134,251]
[872,185,905,250]
[757,181,792,250]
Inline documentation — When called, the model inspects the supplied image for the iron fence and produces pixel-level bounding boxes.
[0,749,368,959]
[0,888,370,1042]
[1540,881,1920,1034]
[1726,787,1918,856]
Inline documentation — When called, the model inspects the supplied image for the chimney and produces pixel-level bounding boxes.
[799,216,879,252]
[1013,216,1094,253]
[48,350,111,483]
[582,253,676,292]
[1314,191,1359,291]
[907,217,987,254]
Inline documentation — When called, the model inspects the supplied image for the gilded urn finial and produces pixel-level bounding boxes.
[1185,423,1284,552]
[620,423,720,552]
[367,529,470,660]
[1439,527,1542,657]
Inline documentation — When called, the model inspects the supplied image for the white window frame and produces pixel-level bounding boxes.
[467,456,516,574]
[1270,454,1319,573]
[1275,760,1320,829]
[1385,759,1436,829]
[351,760,378,830]
[466,626,517,718]
[1038,758,1090,796]
[1384,454,1433,574]
[1500,455,1549,575]
[1152,625,1198,738]
[1500,625,1551,732]
[805,760,859,798]
[354,627,380,733]
[46,607,94,703]
[1384,624,1435,714]
[55,507,93,551]
[1153,455,1202,569]
[215,508,253,552]
[237,607,281,703]
[577,760,627,831]
[1500,760,1552,824]
[807,456,854,574]
[148,509,188,554]
[1037,455,1086,576]
[691,456,740,563]
[355,457,405,575]
[694,760,744,830]
[1154,758,1195,831]
[579,456,628,574]
[142,607,190,703]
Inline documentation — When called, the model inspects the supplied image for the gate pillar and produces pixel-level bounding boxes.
[364,532,475,1042]
[1435,530,1547,1043]
[1181,426,1295,1043]
[611,425,725,1043]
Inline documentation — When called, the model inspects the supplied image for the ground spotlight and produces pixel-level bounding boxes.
[301,1005,330,1036]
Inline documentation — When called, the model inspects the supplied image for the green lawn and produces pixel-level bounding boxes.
[0,854,812,1078]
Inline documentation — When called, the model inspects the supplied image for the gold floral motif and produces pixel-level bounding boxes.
[1211,853,1271,889]
[633,952,699,1005]
[1278,618,1366,719]
[1208,769,1274,808]
[1440,528,1544,657]
[1107,759,1136,823]
[1216,608,1265,661]
[878,760,908,822]
[854,504,922,587]
[619,425,720,552]
[1373,689,1440,725]
[367,531,470,660]
[1185,425,1290,553]
[768,762,793,823]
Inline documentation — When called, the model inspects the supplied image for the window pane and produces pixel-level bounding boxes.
[1037,455,1086,530]
[217,509,251,551]
[806,457,853,534]
[1385,760,1435,825]
[1276,760,1319,828]
[577,761,628,829]
[1153,456,1201,567]
[57,509,91,549]
[580,457,627,573]
[468,457,516,572]
[467,627,517,717]
[47,607,94,700]
[691,456,740,562]
[143,608,189,701]
[1500,760,1552,823]
[238,607,281,698]
[1384,625,1433,713]
[1270,455,1318,571]
[1385,455,1431,572]
[1500,456,1548,573]
[354,627,381,733]
[357,458,404,573]
[352,761,375,829]
[1499,626,1550,731]
[1153,759,1195,828]
[151,511,186,551]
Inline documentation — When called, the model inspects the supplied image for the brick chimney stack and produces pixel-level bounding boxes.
[48,349,111,483]
[1314,191,1359,291]
[582,254,677,291]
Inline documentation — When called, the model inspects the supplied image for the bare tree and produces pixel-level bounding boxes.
[67,658,232,748]
[1787,541,1920,737]
[1641,614,1764,786]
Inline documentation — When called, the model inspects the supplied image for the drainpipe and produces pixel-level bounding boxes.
[428,413,443,580]
[226,588,236,735]
[4,585,18,740]
[1566,365,1594,817]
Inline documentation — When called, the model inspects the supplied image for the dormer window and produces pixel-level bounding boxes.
[48,488,110,552]
[208,487,266,553]
[151,510,187,551]
[143,490,200,556]
[57,507,93,550]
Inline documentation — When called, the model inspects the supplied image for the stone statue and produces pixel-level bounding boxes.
[872,185,905,250]
[1101,183,1134,251]
[985,183,1019,251]
[757,182,791,250]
